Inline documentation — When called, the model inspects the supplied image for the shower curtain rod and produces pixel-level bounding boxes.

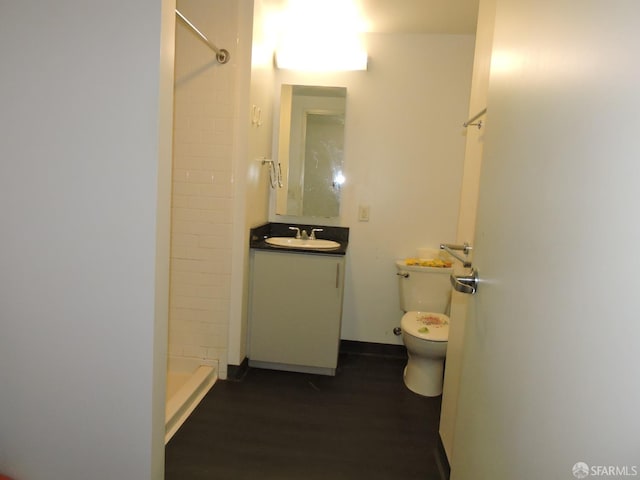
[175,9,230,64]
[463,108,487,129]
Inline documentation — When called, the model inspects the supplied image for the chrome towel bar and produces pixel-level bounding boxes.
[440,243,473,268]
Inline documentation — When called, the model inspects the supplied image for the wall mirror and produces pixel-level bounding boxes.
[275,85,347,218]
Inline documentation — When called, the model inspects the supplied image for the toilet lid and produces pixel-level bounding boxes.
[401,311,449,342]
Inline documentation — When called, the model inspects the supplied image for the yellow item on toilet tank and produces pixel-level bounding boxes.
[404,258,452,268]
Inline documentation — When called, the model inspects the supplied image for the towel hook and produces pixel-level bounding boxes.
[258,158,283,189]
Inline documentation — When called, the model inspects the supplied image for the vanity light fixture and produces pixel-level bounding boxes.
[275,45,368,71]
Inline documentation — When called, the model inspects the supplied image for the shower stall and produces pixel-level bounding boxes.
[165,1,238,443]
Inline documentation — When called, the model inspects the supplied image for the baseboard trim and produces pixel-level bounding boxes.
[226,357,249,382]
[339,339,407,359]
[230,342,407,380]
[248,359,336,376]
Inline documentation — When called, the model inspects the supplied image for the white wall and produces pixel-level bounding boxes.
[0,1,174,478]
[272,33,475,343]
[228,0,277,366]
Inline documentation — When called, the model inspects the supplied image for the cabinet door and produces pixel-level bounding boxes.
[249,250,345,369]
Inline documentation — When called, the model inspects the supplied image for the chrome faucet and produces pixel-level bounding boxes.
[288,226,301,239]
[289,226,324,241]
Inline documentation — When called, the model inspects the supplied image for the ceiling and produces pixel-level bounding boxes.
[263,0,480,35]
[353,0,479,34]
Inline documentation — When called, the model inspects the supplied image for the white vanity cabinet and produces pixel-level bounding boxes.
[248,249,346,375]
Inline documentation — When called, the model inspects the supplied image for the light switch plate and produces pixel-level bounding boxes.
[358,205,370,222]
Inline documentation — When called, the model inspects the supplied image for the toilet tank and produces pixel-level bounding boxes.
[396,260,453,312]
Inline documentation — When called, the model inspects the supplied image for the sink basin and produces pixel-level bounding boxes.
[265,237,340,250]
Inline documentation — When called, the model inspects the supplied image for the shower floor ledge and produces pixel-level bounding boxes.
[165,364,217,444]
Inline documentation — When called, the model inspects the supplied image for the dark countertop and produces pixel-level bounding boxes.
[249,222,349,256]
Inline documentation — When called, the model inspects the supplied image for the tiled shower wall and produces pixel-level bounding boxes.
[169,0,239,379]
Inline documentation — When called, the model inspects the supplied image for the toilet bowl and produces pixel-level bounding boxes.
[395,259,452,397]
[401,311,449,397]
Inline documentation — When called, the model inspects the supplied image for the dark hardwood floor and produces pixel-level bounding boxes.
[165,353,447,480]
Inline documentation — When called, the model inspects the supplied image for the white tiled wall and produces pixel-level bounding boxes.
[169,0,239,379]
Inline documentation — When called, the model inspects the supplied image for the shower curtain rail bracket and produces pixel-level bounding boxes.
[175,9,230,64]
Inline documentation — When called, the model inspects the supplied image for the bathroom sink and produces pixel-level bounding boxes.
[265,237,340,250]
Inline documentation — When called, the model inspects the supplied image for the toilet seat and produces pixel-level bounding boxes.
[401,311,449,342]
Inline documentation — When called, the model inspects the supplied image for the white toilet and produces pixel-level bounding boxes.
[396,260,452,397]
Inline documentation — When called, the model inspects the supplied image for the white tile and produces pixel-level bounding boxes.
[171,233,199,248]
